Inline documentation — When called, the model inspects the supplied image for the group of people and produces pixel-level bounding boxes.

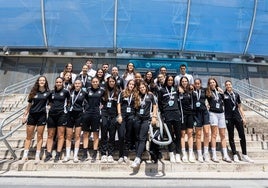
[19,59,254,168]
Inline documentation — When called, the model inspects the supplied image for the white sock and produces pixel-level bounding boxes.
[74,148,79,158]
[189,148,193,155]
[181,148,186,154]
[197,150,202,156]
[23,150,29,158]
[222,148,228,158]
[66,147,71,158]
[35,150,40,158]
[204,146,209,154]
[211,148,217,157]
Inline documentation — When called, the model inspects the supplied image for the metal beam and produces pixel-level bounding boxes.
[181,0,191,51]
[243,0,258,55]
[41,0,48,48]
[113,0,118,50]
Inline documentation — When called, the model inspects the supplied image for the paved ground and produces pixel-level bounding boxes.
[0,176,267,188]
[1,170,268,179]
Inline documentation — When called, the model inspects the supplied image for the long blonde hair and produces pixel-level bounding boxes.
[206,77,219,98]
[122,79,140,109]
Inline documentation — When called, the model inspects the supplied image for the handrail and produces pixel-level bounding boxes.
[233,80,268,99]
[0,105,26,159]
[0,74,40,110]
[234,88,268,119]
[235,84,268,100]
[237,81,268,95]
[0,74,40,96]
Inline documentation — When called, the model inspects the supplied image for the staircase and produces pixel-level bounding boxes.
[0,81,268,176]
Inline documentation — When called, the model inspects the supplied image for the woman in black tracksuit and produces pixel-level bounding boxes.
[95,68,106,89]
[21,76,50,164]
[223,80,253,163]
[81,77,105,162]
[178,76,195,163]
[158,75,181,163]
[117,79,138,163]
[63,79,87,163]
[76,64,92,91]
[63,72,73,91]
[193,78,210,163]
[131,81,157,168]
[100,76,119,163]
[45,77,70,163]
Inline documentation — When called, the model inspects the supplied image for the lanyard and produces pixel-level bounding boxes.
[127,93,133,106]
[140,94,147,107]
[71,89,81,106]
[212,90,219,102]
[227,91,236,105]
[108,90,114,101]
[64,82,70,90]
[195,89,201,101]
[81,75,87,86]
[165,87,174,99]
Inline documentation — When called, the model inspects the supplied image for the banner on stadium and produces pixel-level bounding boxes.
[129,60,188,71]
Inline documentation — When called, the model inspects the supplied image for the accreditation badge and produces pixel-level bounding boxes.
[126,107,131,113]
[168,100,174,106]
[107,102,112,108]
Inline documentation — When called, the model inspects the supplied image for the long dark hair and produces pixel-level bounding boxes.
[54,76,64,91]
[28,76,49,100]
[95,68,105,82]
[179,76,191,93]
[103,76,119,101]
[123,62,136,79]
[164,75,174,87]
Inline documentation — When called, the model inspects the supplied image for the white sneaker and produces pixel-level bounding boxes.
[203,153,210,162]
[223,156,232,163]
[123,156,128,163]
[130,157,141,168]
[211,156,219,163]
[175,154,181,163]
[118,157,124,164]
[100,155,108,163]
[169,152,176,163]
[182,152,188,163]
[63,156,70,163]
[189,153,195,163]
[242,155,254,163]
[73,157,79,163]
[233,154,239,163]
[34,156,40,165]
[107,155,114,163]
[197,155,204,163]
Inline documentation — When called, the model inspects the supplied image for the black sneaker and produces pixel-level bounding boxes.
[80,150,88,162]
[151,153,158,164]
[91,150,97,163]
[54,152,61,163]
[44,152,52,162]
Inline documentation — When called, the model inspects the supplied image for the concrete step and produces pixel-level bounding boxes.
[1,137,267,150]
[3,159,267,173]
[1,147,267,161]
